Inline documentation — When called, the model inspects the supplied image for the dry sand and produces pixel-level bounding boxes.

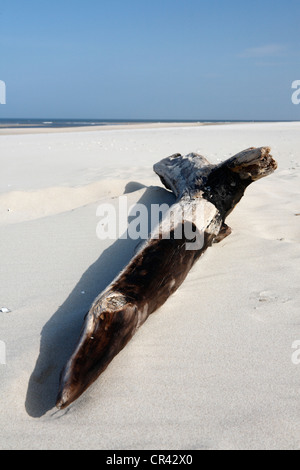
[0,122,299,449]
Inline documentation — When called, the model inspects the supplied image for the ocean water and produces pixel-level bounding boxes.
[0,118,293,129]
[0,118,280,129]
[0,118,135,128]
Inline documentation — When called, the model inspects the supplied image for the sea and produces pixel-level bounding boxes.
[0,118,288,129]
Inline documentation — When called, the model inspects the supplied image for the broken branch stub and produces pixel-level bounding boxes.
[56,147,277,409]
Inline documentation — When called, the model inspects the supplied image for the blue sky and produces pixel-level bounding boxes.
[0,0,299,120]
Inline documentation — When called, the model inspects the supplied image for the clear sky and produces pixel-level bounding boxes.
[0,0,299,120]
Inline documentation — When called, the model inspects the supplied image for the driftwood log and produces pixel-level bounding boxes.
[56,147,277,409]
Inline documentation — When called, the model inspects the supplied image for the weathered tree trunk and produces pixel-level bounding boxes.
[56,147,277,409]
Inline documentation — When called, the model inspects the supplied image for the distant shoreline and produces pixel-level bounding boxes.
[0,120,298,136]
[0,121,231,135]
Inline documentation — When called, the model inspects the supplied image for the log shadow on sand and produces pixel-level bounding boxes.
[25,183,175,417]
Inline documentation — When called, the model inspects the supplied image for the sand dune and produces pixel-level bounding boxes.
[0,179,156,225]
[0,122,299,449]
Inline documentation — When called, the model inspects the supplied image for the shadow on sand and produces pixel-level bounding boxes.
[25,183,175,417]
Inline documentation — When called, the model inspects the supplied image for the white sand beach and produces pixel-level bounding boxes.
[0,122,300,450]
